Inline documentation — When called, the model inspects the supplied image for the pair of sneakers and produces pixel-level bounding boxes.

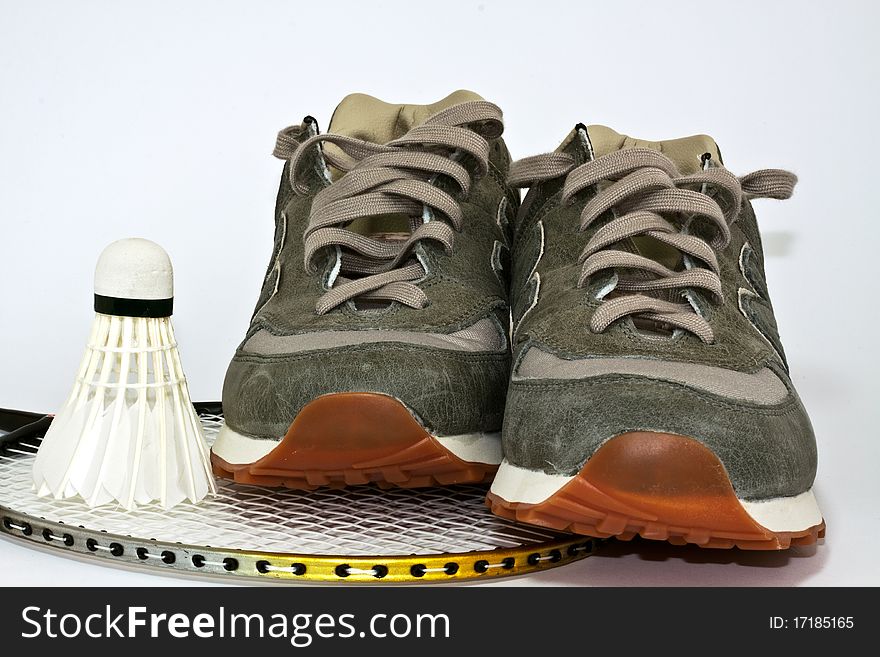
[212,91,824,550]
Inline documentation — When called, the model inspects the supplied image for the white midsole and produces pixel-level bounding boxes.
[435,432,503,465]
[489,461,575,505]
[212,423,503,466]
[739,492,824,533]
[489,459,823,534]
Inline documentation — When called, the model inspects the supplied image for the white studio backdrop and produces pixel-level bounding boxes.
[1,0,878,586]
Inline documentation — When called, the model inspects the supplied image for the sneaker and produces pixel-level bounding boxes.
[213,91,517,489]
[487,124,824,549]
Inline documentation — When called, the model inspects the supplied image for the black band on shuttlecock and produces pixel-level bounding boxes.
[94,294,173,318]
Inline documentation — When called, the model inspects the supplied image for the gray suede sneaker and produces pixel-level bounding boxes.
[488,125,824,549]
[213,91,517,489]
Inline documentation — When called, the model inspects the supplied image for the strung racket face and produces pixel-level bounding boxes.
[0,406,597,583]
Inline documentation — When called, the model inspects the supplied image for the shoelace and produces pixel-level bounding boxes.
[508,146,797,343]
[273,101,504,315]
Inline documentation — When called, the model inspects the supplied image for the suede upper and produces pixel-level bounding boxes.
[223,96,519,441]
[504,126,816,501]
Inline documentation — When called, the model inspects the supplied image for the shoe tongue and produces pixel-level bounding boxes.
[328,89,484,144]
[324,90,486,247]
[564,125,722,174]
[568,126,724,314]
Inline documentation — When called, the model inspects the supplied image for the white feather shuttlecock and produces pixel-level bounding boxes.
[32,238,216,510]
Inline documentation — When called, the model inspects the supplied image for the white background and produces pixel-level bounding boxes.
[1,0,877,586]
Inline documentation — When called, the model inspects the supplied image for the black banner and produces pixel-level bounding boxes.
[0,587,874,653]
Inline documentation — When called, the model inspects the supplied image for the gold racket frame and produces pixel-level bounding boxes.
[0,505,596,583]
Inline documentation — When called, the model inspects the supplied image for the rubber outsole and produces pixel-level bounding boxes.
[487,431,825,550]
[212,392,497,490]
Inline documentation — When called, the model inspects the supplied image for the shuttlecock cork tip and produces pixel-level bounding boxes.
[94,238,174,317]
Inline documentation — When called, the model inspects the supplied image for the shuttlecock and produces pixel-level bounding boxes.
[32,238,216,510]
